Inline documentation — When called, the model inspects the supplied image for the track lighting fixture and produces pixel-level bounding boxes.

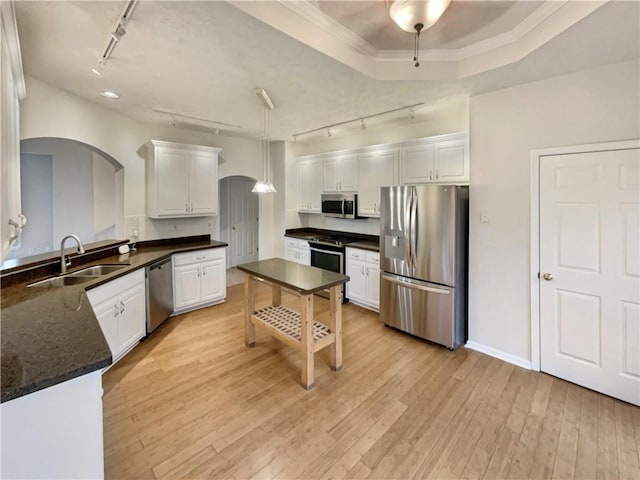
[292,102,424,140]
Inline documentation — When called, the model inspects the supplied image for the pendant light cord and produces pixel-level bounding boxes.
[413,22,424,68]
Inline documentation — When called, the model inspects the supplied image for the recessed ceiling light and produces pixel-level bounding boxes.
[100,90,120,99]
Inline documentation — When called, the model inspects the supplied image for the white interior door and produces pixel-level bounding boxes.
[228,177,259,266]
[540,148,640,405]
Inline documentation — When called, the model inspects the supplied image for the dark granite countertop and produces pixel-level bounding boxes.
[347,241,380,252]
[237,258,349,294]
[285,228,380,252]
[1,237,227,403]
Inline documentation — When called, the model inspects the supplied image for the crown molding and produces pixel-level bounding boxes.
[1,1,26,99]
[277,0,379,57]
[231,0,609,81]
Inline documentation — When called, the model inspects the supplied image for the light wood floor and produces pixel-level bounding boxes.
[103,283,640,479]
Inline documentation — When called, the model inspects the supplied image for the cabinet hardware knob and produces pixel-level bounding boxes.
[114,304,119,317]
[120,301,125,314]
[542,273,554,281]
[232,226,236,230]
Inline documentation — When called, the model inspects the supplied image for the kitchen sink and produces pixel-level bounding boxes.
[28,275,98,288]
[68,264,130,276]
[27,263,131,287]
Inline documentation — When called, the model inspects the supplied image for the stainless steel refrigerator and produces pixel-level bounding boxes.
[379,185,469,349]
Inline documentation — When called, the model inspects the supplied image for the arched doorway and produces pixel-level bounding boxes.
[219,175,259,268]
[5,137,123,263]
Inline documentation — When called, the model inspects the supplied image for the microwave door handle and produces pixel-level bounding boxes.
[342,199,346,216]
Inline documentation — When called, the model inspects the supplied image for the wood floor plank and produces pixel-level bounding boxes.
[614,401,640,479]
[596,395,619,479]
[574,388,599,480]
[102,282,632,480]
[551,382,582,479]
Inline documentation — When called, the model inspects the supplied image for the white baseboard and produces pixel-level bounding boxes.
[465,341,532,370]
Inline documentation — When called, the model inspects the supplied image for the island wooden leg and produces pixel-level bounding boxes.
[244,274,255,347]
[329,285,343,371]
[272,284,281,307]
[300,293,314,390]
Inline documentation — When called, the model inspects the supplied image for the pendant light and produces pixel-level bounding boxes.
[252,89,276,193]
[389,0,450,67]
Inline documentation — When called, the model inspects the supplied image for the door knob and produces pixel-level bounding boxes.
[542,273,554,281]
[232,226,236,230]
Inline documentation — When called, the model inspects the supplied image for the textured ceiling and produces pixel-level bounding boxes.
[316,1,544,51]
[13,1,640,143]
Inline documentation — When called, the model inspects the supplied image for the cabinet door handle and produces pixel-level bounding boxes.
[120,301,125,314]
[114,304,119,317]
[361,265,365,275]
[366,266,369,276]
[339,181,342,190]
[436,170,439,179]
[191,203,194,212]
[185,203,188,212]
[429,171,433,181]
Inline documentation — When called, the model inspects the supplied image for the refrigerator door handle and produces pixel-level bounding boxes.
[382,273,451,295]
[404,190,412,266]
[409,189,417,268]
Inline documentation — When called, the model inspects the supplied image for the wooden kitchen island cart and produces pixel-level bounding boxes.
[237,258,349,390]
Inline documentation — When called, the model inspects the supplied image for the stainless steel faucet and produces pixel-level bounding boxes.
[60,235,85,274]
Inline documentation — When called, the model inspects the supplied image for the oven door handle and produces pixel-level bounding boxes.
[310,247,344,259]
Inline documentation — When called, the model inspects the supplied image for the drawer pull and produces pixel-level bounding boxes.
[196,256,206,260]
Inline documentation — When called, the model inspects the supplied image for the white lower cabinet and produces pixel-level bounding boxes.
[0,371,104,480]
[173,248,226,313]
[346,248,380,311]
[87,269,146,364]
[284,237,310,265]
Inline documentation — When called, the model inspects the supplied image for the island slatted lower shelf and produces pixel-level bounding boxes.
[237,258,348,390]
[252,305,336,353]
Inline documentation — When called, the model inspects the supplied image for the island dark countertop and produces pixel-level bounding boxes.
[1,237,227,403]
[237,258,349,294]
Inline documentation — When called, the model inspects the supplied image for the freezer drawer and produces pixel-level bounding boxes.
[380,273,465,349]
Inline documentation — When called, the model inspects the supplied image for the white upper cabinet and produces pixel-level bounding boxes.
[400,133,469,185]
[323,154,358,192]
[358,149,398,217]
[146,140,222,218]
[298,157,322,213]
[0,2,27,262]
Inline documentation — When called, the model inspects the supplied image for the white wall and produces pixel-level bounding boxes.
[19,76,265,244]
[468,59,640,365]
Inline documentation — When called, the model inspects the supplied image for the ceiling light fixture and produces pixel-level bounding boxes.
[152,108,241,129]
[293,102,424,140]
[92,0,138,75]
[389,0,451,67]
[252,89,277,194]
[100,90,120,99]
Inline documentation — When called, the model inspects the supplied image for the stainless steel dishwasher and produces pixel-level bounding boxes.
[146,257,174,335]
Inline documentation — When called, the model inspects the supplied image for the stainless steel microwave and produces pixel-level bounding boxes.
[321,193,360,219]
